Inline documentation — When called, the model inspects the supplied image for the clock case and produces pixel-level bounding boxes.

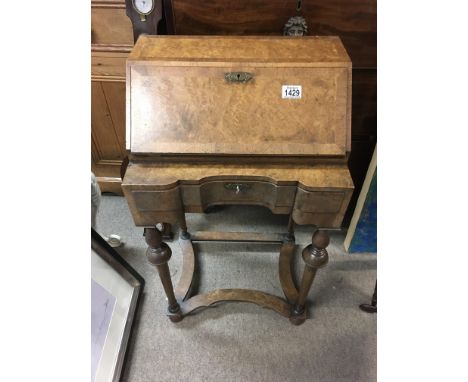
[125,0,164,41]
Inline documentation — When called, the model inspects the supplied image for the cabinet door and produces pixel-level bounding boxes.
[91,5,134,45]
[91,0,133,194]
[91,80,127,194]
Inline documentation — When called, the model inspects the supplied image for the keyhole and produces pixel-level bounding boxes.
[237,74,241,80]
[296,0,302,11]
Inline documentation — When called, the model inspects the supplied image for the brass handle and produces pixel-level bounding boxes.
[224,72,253,83]
[224,183,251,194]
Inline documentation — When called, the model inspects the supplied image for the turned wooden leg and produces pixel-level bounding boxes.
[286,215,295,242]
[360,280,377,313]
[178,213,191,240]
[290,229,329,325]
[161,223,174,241]
[144,226,183,322]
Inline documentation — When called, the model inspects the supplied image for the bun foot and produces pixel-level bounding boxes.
[168,312,184,323]
[289,307,307,325]
[359,303,377,313]
[289,314,306,326]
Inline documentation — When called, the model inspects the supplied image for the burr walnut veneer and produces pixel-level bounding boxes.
[123,36,353,324]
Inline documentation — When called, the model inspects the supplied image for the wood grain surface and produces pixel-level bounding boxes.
[91,0,134,194]
[92,51,128,80]
[123,163,354,190]
[191,231,286,243]
[128,35,351,64]
[179,288,292,317]
[91,4,134,46]
[127,36,351,156]
[122,163,353,228]
[159,0,376,225]
[92,82,127,161]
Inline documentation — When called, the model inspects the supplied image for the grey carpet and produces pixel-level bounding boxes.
[96,195,376,382]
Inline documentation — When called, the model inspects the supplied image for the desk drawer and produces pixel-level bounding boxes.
[183,180,295,213]
[122,163,354,228]
[292,188,353,227]
[131,189,182,212]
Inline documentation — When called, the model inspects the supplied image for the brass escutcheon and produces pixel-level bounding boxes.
[224,72,253,83]
[224,183,251,194]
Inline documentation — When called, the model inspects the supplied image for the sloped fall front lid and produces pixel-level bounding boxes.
[126,36,351,157]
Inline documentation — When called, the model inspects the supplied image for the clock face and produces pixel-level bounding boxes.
[133,0,154,15]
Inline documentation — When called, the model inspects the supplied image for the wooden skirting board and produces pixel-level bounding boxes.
[97,176,123,195]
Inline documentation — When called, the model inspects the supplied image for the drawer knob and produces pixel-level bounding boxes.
[224,183,251,194]
[224,72,253,83]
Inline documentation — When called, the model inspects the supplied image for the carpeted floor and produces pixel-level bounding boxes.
[96,195,376,382]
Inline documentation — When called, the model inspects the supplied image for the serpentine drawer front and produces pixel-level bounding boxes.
[122,163,353,228]
[196,181,296,212]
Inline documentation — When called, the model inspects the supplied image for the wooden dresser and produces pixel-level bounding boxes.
[91,1,133,193]
[123,35,353,324]
[91,0,164,193]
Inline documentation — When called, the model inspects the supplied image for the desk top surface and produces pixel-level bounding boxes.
[128,36,351,66]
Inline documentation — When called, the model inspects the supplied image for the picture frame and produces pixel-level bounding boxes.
[91,229,144,382]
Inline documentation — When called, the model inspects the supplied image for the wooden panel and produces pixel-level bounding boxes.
[122,163,354,190]
[132,189,182,211]
[198,181,294,211]
[92,51,128,79]
[92,82,124,161]
[129,65,349,156]
[100,81,127,152]
[122,163,353,225]
[191,231,285,243]
[91,65,128,194]
[128,35,351,64]
[123,166,353,228]
[92,175,124,195]
[91,0,132,195]
[127,181,295,216]
[123,186,184,226]
[168,0,376,68]
[128,36,351,156]
[294,190,346,213]
[292,188,353,227]
[91,5,134,46]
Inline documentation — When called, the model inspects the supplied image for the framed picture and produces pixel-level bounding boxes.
[91,229,144,382]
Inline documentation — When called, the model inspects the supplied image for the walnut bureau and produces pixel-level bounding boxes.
[122,36,353,325]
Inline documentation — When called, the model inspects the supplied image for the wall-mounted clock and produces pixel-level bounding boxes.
[125,0,164,42]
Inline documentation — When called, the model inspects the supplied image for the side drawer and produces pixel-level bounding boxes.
[292,188,353,228]
[122,186,185,227]
[131,189,182,212]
